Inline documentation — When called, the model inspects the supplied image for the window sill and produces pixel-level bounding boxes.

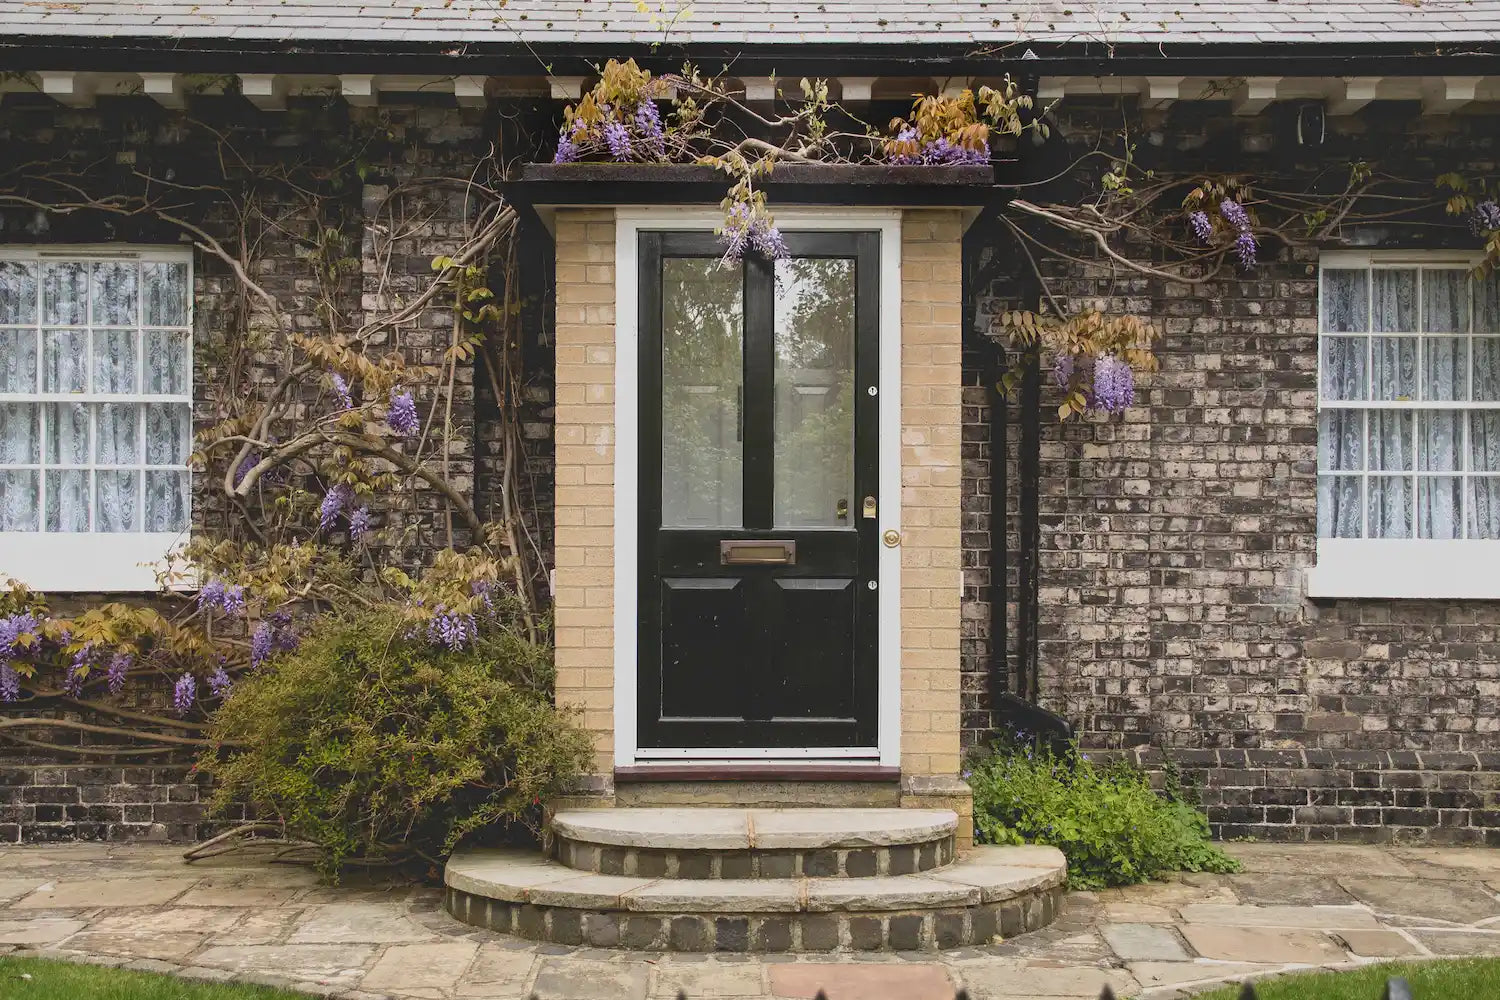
[1,533,185,593]
[1307,538,1500,599]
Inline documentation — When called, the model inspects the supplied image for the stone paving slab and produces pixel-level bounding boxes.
[769,962,953,1000]
[4,844,1500,1000]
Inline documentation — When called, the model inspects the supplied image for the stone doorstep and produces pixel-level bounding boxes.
[550,808,957,852]
[445,846,1063,915]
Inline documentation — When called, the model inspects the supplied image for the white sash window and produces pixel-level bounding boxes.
[1309,251,1500,598]
[0,247,192,592]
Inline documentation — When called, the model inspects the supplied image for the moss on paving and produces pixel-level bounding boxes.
[0,957,311,999]
[1190,959,1500,1000]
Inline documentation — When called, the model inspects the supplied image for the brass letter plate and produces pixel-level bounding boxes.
[720,540,797,565]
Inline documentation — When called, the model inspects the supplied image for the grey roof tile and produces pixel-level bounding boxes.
[0,0,1495,46]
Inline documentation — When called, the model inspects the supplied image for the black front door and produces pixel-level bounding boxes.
[638,231,881,750]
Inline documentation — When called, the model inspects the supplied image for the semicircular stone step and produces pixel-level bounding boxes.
[551,808,958,878]
[444,843,1067,952]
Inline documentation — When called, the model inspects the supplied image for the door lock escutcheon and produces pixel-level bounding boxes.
[836,498,849,520]
[862,496,878,519]
[883,529,901,547]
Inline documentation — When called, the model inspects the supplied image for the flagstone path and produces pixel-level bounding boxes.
[3,842,1500,999]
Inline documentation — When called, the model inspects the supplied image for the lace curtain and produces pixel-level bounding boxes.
[1319,265,1500,540]
[0,256,190,534]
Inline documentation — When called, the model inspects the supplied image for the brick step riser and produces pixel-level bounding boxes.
[444,884,1062,952]
[553,835,957,879]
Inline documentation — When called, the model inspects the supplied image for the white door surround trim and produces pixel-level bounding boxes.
[612,207,903,769]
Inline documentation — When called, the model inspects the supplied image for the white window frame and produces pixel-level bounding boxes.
[610,207,903,767]
[1307,249,1500,599]
[0,245,193,593]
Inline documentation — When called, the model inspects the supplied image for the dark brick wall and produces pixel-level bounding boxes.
[0,763,234,844]
[962,103,1500,842]
[0,94,546,842]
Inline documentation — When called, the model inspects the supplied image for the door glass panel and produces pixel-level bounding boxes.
[773,257,855,528]
[660,258,744,527]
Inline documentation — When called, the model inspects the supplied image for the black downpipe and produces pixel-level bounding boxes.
[1017,354,1042,705]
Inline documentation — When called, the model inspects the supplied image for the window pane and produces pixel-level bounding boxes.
[0,329,37,393]
[1372,269,1417,332]
[145,403,190,465]
[773,257,855,529]
[1423,269,1469,333]
[43,402,89,465]
[1478,270,1500,333]
[145,470,189,532]
[45,470,89,532]
[660,257,744,529]
[1419,476,1462,539]
[0,261,37,324]
[1422,336,1467,401]
[142,261,188,327]
[1318,409,1363,471]
[1317,475,1362,538]
[1470,412,1500,472]
[0,403,38,464]
[0,470,38,530]
[95,403,138,465]
[1369,410,1413,471]
[1469,478,1500,539]
[144,329,189,395]
[1474,337,1500,401]
[1321,336,1367,400]
[91,262,138,326]
[92,328,138,393]
[1367,476,1413,538]
[42,328,87,393]
[1419,410,1461,472]
[1371,336,1416,400]
[42,262,85,326]
[95,470,139,532]
[1322,269,1369,332]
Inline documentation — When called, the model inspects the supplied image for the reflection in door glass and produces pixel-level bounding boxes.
[774,258,855,528]
[661,258,744,527]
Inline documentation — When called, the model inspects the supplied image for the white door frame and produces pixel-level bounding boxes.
[612,206,903,768]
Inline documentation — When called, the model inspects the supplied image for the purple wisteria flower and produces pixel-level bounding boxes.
[172,672,196,715]
[888,128,989,166]
[635,100,665,156]
[63,644,93,696]
[207,662,233,698]
[0,612,40,653]
[197,578,246,618]
[1051,352,1077,390]
[889,127,922,165]
[0,664,17,703]
[387,388,420,437]
[250,611,298,669]
[1188,211,1212,245]
[1473,200,1500,234]
[553,135,579,164]
[348,506,372,540]
[1219,198,1251,231]
[1233,230,1259,268]
[319,483,353,532]
[331,373,353,409]
[604,121,632,161]
[1090,354,1136,414]
[472,578,495,608]
[426,608,477,651]
[107,652,131,695]
[234,451,259,488]
[719,202,790,263]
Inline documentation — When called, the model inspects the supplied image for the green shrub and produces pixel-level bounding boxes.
[967,742,1241,889]
[197,605,592,877]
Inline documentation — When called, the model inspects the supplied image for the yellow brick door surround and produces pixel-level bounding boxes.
[550,205,971,839]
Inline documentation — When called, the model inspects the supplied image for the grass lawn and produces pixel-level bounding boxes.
[0,957,310,999]
[1190,958,1500,999]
